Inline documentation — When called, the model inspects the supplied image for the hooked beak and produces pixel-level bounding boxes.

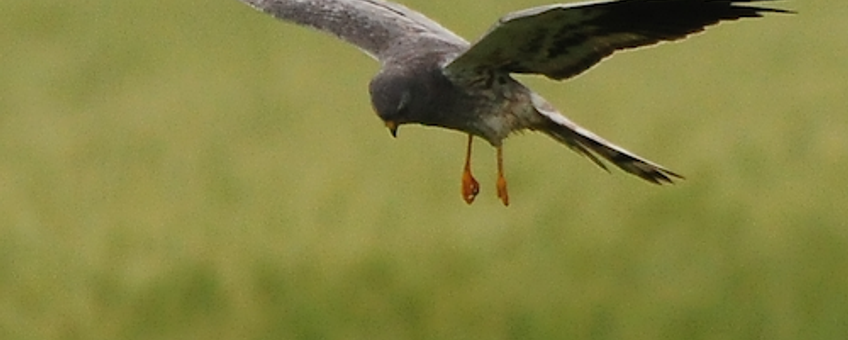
[385,121,398,138]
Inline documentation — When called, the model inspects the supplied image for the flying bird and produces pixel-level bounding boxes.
[236,0,790,206]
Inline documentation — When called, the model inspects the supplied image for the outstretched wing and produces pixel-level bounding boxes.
[446,0,790,80]
[237,0,468,61]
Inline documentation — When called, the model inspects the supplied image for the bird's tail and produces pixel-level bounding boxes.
[532,97,683,184]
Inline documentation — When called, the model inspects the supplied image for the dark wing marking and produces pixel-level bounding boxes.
[237,0,468,60]
[446,0,791,80]
[532,93,683,184]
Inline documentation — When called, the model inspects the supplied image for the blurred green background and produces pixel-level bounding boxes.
[1,0,845,339]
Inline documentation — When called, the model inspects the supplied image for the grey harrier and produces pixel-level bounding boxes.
[236,0,789,206]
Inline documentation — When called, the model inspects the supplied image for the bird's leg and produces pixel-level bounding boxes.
[496,146,509,206]
[461,134,480,204]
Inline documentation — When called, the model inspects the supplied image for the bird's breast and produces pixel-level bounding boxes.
[431,69,541,145]
[464,80,541,144]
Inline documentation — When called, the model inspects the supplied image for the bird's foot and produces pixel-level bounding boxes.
[496,145,509,206]
[461,134,479,204]
[496,175,509,206]
[462,168,480,204]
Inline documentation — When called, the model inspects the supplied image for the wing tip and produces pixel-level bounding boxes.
[610,155,685,185]
[641,168,686,185]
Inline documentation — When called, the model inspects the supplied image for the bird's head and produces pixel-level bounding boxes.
[369,69,429,138]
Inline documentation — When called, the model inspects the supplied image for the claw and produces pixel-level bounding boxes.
[462,167,480,204]
[496,146,509,206]
[461,135,479,204]
[496,176,508,206]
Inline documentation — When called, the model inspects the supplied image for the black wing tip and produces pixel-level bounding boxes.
[732,6,796,17]
[725,0,797,15]
[641,168,686,185]
[620,161,685,185]
[601,150,685,185]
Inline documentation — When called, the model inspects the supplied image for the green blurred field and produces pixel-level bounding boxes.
[1,0,845,339]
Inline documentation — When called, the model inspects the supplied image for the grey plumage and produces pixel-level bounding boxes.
[446,0,791,80]
[236,0,789,197]
[238,0,467,60]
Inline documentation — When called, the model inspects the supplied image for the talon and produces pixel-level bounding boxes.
[461,134,479,204]
[496,175,509,206]
[496,146,509,206]
[462,169,480,204]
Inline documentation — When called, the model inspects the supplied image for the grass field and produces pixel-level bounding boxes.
[1,0,846,339]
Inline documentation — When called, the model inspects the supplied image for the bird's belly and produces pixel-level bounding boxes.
[439,72,542,145]
[470,91,540,145]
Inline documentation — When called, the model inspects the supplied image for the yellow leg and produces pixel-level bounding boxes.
[461,134,480,204]
[496,146,509,206]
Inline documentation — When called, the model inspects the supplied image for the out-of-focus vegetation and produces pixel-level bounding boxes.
[1,0,844,339]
